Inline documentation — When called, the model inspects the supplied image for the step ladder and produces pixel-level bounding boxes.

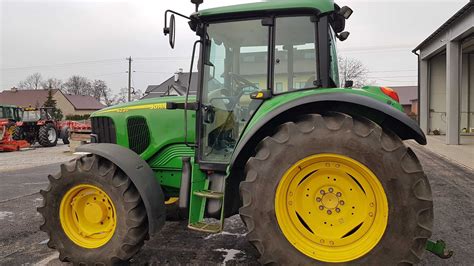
[188,189,224,233]
[179,157,226,233]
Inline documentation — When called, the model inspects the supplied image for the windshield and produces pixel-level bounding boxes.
[22,110,42,121]
[200,19,268,162]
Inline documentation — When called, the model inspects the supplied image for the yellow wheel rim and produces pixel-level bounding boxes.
[60,184,117,249]
[165,197,179,205]
[275,154,388,262]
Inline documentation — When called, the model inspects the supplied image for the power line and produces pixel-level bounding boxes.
[367,75,417,78]
[1,56,192,71]
[1,58,124,71]
[368,69,417,73]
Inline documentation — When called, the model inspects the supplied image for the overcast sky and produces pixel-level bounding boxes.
[0,0,468,94]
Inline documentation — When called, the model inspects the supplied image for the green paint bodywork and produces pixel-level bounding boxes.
[198,0,335,17]
[90,86,401,197]
[243,86,402,139]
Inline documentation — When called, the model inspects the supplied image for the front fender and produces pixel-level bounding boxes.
[231,92,426,168]
[76,143,165,236]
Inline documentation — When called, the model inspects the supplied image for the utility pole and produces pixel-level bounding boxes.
[126,56,132,102]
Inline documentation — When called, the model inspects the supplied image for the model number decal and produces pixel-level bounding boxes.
[150,103,167,110]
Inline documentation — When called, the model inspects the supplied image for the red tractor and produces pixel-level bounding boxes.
[0,105,29,151]
[14,107,64,147]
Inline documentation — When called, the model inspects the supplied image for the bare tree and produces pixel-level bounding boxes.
[91,80,114,106]
[338,57,369,88]
[41,78,63,90]
[18,73,43,90]
[113,88,129,104]
[112,87,143,105]
[63,75,91,95]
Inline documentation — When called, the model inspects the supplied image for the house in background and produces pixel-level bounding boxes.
[413,1,473,144]
[142,69,198,99]
[390,86,418,119]
[0,88,105,118]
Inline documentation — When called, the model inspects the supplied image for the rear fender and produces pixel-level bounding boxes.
[231,92,426,169]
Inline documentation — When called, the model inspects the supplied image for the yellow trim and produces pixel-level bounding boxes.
[165,197,179,205]
[275,154,388,262]
[95,103,167,114]
[60,184,117,249]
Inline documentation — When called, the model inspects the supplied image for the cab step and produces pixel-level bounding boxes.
[193,190,224,199]
[188,221,222,233]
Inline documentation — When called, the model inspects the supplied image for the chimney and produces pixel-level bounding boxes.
[174,68,184,82]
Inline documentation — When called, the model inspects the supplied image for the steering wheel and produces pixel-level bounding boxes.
[228,73,260,94]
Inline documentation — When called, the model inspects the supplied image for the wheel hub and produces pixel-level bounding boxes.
[320,190,340,209]
[274,154,388,262]
[60,184,116,249]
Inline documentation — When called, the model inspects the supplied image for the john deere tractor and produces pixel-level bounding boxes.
[38,1,444,264]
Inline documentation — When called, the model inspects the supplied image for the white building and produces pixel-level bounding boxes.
[413,1,473,145]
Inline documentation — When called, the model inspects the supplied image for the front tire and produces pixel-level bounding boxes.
[38,155,149,264]
[239,113,433,265]
[38,123,58,147]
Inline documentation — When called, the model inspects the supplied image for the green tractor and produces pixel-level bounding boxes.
[38,0,443,264]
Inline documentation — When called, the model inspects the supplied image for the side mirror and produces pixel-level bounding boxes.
[337,31,350,41]
[191,0,204,12]
[163,14,176,48]
[344,80,354,88]
[338,6,353,19]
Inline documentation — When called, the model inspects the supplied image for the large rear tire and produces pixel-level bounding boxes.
[239,113,433,265]
[38,155,149,264]
[38,123,58,147]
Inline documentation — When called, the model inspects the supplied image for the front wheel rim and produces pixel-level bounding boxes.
[60,184,117,249]
[48,128,56,142]
[275,153,388,263]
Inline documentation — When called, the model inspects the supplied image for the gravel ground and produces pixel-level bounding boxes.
[0,143,75,172]
[0,141,472,265]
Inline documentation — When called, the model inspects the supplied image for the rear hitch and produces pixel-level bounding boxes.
[426,239,453,259]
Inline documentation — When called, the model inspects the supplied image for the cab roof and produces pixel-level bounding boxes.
[198,0,335,18]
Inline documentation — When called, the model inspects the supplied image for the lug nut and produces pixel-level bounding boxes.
[316,197,321,202]
[340,200,345,205]
[320,190,325,195]
[319,205,324,210]
[336,192,342,197]
[335,208,340,213]
[328,187,334,193]
[327,210,332,215]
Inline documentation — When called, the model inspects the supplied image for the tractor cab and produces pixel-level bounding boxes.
[0,105,22,121]
[20,107,53,122]
[164,1,352,170]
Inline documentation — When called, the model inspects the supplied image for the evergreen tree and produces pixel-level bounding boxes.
[43,89,63,120]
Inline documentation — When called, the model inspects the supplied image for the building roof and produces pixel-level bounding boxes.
[143,72,198,99]
[63,94,105,110]
[413,1,473,52]
[198,0,334,18]
[390,86,418,105]
[0,88,105,110]
[0,89,58,108]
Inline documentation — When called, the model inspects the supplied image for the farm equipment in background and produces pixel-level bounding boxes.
[0,105,30,152]
[57,120,92,144]
[14,107,60,147]
[12,106,92,148]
